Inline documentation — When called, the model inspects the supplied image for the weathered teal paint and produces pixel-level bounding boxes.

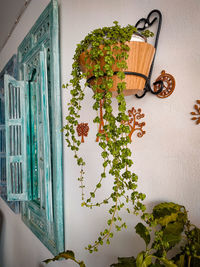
[0,55,19,213]
[4,0,64,255]
[4,74,31,201]
[21,0,64,255]
[40,49,53,227]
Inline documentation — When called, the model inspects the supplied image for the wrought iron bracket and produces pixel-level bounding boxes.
[135,9,163,98]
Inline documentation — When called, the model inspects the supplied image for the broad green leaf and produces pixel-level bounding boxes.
[110,256,136,267]
[136,252,144,267]
[159,257,177,267]
[153,202,186,226]
[142,255,152,267]
[135,223,150,247]
[57,250,75,260]
[163,222,184,247]
[171,253,184,266]
[43,250,86,267]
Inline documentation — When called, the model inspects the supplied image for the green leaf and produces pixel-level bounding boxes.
[192,227,200,244]
[142,255,152,267]
[136,252,144,267]
[96,183,101,188]
[163,222,184,248]
[153,202,186,226]
[135,223,150,247]
[110,257,136,267]
[80,262,86,267]
[159,258,177,267]
[43,250,85,267]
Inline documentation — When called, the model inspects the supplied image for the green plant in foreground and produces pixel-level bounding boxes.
[111,202,200,267]
[43,250,85,266]
[43,202,200,267]
[62,21,153,253]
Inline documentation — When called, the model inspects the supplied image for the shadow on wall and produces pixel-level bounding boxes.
[0,209,4,267]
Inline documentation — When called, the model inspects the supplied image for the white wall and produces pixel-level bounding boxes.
[0,0,200,267]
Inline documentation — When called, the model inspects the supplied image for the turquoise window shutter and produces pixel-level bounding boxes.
[0,93,6,195]
[2,0,64,255]
[0,55,19,213]
[4,74,32,201]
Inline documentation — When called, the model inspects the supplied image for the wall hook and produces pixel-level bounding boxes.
[135,9,164,98]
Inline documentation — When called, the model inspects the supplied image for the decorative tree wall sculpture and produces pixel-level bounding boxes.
[76,123,89,143]
[124,107,146,142]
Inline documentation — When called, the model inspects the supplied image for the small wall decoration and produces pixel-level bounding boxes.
[153,70,176,98]
[76,123,89,143]
[191,100,200,124]
[95,101,146,143]
[123,107,146,142]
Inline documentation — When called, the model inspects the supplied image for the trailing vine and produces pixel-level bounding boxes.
[63,21,153,253]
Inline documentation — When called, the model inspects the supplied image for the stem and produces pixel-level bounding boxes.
[89,197,119,251]
[84,196,111,208]
[188,256,191,267]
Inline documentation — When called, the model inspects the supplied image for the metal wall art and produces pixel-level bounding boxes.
[92,99,146,143]
[123,107,146,142]
[191,100,200,125]
[153,70,176,98]
[76,123,89,143]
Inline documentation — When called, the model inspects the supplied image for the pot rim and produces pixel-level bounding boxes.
[131,32,147,42]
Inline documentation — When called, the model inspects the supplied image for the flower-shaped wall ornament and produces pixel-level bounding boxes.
[191,100,200,125]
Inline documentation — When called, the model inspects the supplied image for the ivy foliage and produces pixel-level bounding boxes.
[62,21,153,253]
[111,202,200,267]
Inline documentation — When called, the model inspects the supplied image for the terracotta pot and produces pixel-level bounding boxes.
[79,41,155,97]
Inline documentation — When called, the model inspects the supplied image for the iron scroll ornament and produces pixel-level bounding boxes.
[134,9,163,98]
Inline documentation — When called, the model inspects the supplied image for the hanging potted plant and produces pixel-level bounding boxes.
[79,29,155,96]
[63,21,154,252]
